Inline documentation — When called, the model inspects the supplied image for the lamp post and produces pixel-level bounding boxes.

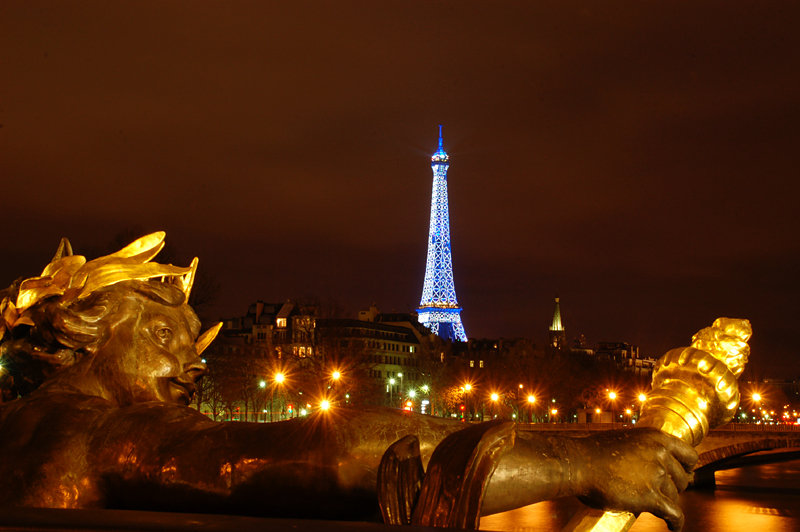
[527,395,535,424]
[608,390,617,423]
[490,392,499,419]
[464,383,472,421]
[389,378,395,405]
[273,372,285,421]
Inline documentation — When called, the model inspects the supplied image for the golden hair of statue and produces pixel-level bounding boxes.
[1,232,212,342]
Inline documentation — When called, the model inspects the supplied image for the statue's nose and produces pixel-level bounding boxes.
[183,357,208,382]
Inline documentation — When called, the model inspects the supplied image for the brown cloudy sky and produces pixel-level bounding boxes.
[2,2,799,377]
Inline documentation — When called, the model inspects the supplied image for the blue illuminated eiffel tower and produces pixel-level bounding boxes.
[417,126,467,342]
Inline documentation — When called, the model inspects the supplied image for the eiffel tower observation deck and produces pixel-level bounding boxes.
[417,126,467,342]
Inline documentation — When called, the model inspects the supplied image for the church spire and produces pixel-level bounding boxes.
[548,296,567,349]
[550,296,564,332]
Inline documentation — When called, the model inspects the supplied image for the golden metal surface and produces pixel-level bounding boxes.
[563,318,751,532]
[0,232,718,526]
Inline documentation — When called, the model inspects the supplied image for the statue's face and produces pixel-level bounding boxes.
[90,293,206,406]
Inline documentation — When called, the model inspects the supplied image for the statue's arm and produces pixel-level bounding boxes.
[483,428,698,531]
[89,404,695,524]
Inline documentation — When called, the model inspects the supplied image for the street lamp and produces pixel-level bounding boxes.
[398,373,404,395]
[389,378,396,405]
[608,391,618,422]
[272,372,286,421]
[490,393,500,419]
[526,395,536,424]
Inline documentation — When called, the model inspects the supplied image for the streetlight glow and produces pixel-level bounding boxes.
[464,383,472,392]
[527,395,535,403]
[259,380,266,389]
[491,393,499,402]
[408,390,416,398]
[753,393,762,402]
[320,400,330,410]
[638,394,647,402]
[422,385,429,393]
[274,373,285,384]
[608,391,617,400]
[332,371,341,380]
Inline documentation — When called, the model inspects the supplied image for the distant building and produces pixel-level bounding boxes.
[595,341,656,376]
[218,302,430,402]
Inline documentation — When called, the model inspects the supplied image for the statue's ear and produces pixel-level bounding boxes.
[196,322,222,355]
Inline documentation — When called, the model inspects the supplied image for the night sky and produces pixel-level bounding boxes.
[3,2,799,378]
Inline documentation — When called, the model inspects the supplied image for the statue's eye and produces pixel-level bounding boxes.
[156,327,173,344]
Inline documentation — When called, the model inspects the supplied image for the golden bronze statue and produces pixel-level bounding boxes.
[0,233,737,530]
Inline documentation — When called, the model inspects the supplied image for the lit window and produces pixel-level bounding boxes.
[470,360,474,368]
[479,360,484,368]
[277,318,287,328]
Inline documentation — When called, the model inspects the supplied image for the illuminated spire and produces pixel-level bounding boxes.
[418,125,467,342]
[550,296,564,332]
[548,296,567,349]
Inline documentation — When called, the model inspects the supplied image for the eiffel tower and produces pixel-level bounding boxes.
[417,126,467,342]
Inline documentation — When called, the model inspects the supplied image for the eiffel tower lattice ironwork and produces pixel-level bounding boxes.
[417,125,467,342]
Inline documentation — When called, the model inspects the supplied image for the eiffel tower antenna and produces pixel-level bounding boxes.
[417,125,467,342]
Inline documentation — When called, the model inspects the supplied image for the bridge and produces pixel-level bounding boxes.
[519,422,800,487]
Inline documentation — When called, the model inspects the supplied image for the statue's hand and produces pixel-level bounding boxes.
[571,428,698,532]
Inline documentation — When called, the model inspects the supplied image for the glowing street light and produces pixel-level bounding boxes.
[408,390,416,398]
[422,385,429,393]
[464,383,472,392]
[608,391,617,400]
[274,373,285,384]
[527,395,535,403]
[752,393,762,402]
[259,380,266,389]
[332,371,341,381]
[638,393,647,402]
[491,393,499,401]
[320,400,330,411]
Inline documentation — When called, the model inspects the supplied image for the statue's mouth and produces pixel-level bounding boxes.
[170,377,197,405]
